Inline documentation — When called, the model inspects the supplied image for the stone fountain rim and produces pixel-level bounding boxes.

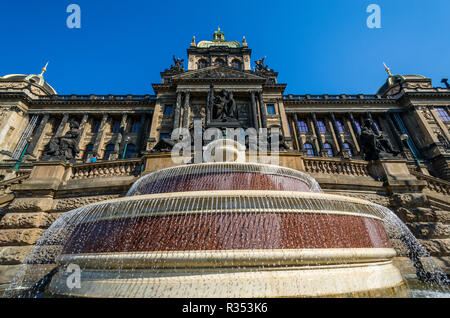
[130,161,321,191]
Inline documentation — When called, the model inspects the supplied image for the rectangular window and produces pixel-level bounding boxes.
[266,105,276,115]
[111,120,121,133]
[163,105,173,116]
[297,120,309,133]
[160,133,170,139]
[336,120,344,132]
[436,107,450,122]
[317,120,327,132]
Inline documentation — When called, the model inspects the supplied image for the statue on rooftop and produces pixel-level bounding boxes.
[170,56,185,72]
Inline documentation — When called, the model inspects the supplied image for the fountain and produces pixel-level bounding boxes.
[4,157,419,298]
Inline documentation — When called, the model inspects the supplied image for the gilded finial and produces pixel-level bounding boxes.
[242,36,247,47]
[191,36,196,47]
[40,61,49,76]
[383,62,392,76]
[218,26,220,32]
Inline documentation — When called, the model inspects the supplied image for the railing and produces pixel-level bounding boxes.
[70,159,144,180]
[283,94,388,101]
[303,157,371,177]
[0,173,31,195]
[37,95,156,101]
[409,169,450,196]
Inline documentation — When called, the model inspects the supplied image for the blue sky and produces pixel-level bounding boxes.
[0,0,449,95]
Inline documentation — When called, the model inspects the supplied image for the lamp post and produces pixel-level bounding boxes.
[13,137,32,170]
[400,133,420,167]
[122,136,130,159]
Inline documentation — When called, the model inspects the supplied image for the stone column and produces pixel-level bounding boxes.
[115,113,128,157]
[172,91,182,134]
[385,113,404,151]
[76,113,89,142]
[26,114,49,156]
[181,91,190,129]
[329,112,345,154]
[346,113,360,153]
[136,114,147,155]
[250,91,259,130]
[367,112,380,135]
[257,91,267,129]
[347,112,360,143]
[311,113,323,152]
[55,113,69,137]
[293,114,304,150]
[92,114,108,156]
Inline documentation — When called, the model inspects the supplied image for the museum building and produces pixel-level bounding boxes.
[0,28,449,288]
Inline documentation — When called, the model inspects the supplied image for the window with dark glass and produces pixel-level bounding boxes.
[304,143,315,157]
[266,105,276,115]
[297,120,309,133]
[354,120,361,132]
[323,142,334,157]
[231,59,242,70]
[197,59,208,69]
[160,133,170,139]
[130,118,142,133]
[111,119,121,133]
[436,107,450,122]
[84,144,94,161]
[317,120,327,132]
[215,58,226,66]
[163,105,173,116]
[343,142,353,158]
[104,144,115,160]
[125,144,136,159]
[336,120,344,132]
[373,119,381,131]
[91,119,101,133]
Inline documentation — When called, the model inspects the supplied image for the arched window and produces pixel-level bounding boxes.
[343,142,353,158]
[215,58,226,66]
[323,142,334,157]
[197,59,208,69]
[231,59,242,70]
[104,144,115,160]
[125,144,136,159]
[84,144,94,161]
[304,143,315,157]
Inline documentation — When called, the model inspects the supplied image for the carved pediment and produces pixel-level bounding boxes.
[173,66,265,81]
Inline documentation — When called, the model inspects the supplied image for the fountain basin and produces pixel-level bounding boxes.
[44,191,408,297]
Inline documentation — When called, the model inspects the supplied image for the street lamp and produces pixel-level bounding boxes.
[122,136,131,159]
[13,137,32,170]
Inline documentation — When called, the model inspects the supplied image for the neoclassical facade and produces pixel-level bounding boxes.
[0,29,449,288]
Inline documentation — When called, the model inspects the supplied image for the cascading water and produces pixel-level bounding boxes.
[2,161,449,298]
